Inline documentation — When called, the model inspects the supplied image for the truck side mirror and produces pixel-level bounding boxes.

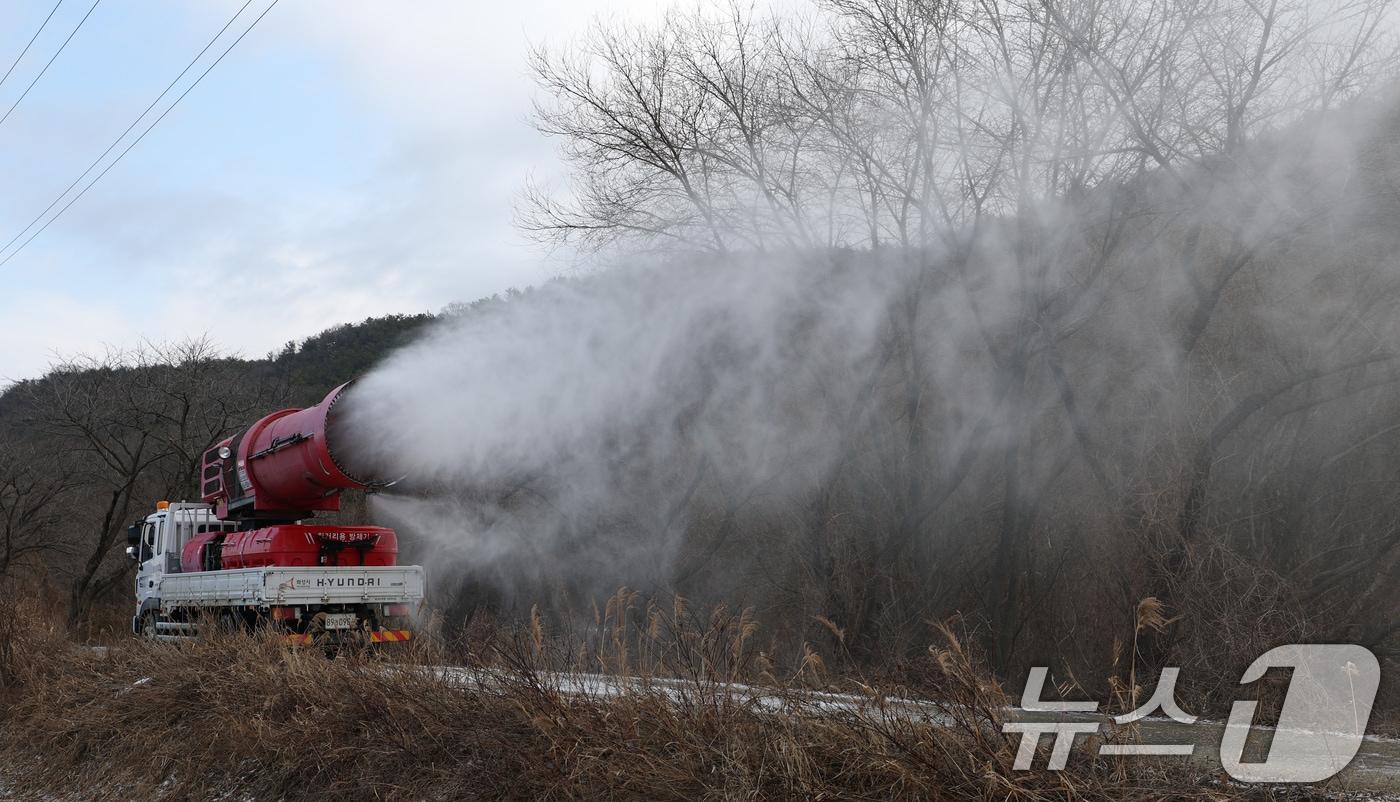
[125,545,138,562]
[127,524,141,547]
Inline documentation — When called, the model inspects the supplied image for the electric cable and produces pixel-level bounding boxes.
[0,0,258,259]
[0,0,279,268]
[0,0,65,94]
[0,0,101,130]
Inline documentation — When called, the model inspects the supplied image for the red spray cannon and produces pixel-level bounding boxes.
[201,382,388,522]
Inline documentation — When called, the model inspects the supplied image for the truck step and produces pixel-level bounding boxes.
[154,621,198,639]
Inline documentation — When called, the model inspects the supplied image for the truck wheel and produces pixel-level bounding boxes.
[140,613,158,641]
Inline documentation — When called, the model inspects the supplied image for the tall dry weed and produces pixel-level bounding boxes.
[0,596,1286,801]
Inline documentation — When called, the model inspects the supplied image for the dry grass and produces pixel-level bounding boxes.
[0,593,1347,802]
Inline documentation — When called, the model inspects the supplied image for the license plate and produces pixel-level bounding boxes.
[323,613,357,630]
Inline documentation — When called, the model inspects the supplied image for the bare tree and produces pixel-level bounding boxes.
[0,435,75,578]
[22,339,283,629]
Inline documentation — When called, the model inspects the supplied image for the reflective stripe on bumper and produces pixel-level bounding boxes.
[283,629,412,645]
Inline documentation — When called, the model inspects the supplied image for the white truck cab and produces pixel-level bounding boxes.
[130,502,236,615]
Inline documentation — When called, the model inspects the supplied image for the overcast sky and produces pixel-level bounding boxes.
[0,0,664,384]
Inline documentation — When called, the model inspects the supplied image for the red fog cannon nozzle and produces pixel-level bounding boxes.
[201,382,387,522]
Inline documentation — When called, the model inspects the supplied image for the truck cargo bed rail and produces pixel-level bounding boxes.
[157,565,425,610]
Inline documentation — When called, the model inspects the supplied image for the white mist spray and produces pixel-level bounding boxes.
[342,253,921,594]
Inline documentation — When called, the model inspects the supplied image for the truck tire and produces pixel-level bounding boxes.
[140,613,158,641]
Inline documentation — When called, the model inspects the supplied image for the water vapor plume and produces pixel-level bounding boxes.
[339,0,1400,686]
[343,252,918,596]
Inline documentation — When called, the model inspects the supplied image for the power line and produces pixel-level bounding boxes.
[0,0,280,268]
[0,0,258,260]
[0,0,101,131]
[0,0,65,93]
